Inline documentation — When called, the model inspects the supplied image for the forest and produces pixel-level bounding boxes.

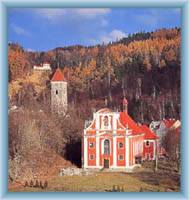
[8,27,181,181]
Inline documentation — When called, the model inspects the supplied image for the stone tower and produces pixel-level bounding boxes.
[51,68,67,115]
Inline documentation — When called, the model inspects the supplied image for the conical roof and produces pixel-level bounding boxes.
[51,68,65,82]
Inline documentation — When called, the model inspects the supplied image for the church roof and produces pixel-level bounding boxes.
[51,68,66,82]
[119,112,143,135]
[139,125,158,140]
[97,108,113,113]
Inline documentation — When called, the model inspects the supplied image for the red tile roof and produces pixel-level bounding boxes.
[119,112,143,135]
[51,68,65,82]
[163,119,176,129]
[139,125,158,140]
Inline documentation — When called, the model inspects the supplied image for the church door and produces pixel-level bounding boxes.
[104,159,109,168]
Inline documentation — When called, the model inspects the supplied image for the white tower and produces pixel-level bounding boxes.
[51,68,67,115]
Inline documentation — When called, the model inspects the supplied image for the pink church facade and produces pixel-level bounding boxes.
[82,99,158,170]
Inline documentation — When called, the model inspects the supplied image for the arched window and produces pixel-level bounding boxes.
[89,154,94,160]
[118,155,124,160]
[89,142,94,148]
[103,116,109,127]
[119,142,124,148]
[104,139,110,155]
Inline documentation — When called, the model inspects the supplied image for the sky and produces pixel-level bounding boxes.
[8,8,181,52]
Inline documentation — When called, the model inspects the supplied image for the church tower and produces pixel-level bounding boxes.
[51,68,67,115]
[123,97,128,114]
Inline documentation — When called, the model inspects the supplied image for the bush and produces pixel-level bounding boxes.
[35,180,39,187]
[30,180,34,187]
[44,181,48,189]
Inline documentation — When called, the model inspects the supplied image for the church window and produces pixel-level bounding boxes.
[103,116,109,127]
[89,142,94,148]
[118,155,124,160]
[104,139,110,155]
[119,142,124,148]
[56,90,58,95]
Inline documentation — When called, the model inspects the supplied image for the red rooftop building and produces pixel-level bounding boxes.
[82,98,158,171]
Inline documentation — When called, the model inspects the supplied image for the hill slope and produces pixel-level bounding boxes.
[9,27,181,123]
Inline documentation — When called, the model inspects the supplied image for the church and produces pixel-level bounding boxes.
[82,98,158,170]
[50,68,158,171]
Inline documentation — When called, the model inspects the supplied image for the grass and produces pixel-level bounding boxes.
[49,172,160,192]
[9,171,179,192]
[9,160,180,192]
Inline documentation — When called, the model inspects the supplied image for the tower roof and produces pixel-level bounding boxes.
[51,68,66,82]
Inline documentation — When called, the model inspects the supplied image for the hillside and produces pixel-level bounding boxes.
[8,27,181,183]
[9,27,181,122]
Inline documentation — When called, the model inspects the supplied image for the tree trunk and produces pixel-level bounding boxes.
[154,140,158,172]
[108,71,112,103]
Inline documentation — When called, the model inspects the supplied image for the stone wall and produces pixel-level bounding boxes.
[60,168,93,176]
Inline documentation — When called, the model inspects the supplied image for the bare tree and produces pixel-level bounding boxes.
[162,128,180,172]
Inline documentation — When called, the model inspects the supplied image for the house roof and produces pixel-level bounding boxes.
[139,125,159,140]
[119,112,143,135]
[163,119,177,128]
[164,119,181,130]
[51,68,65,82]
[169,120,181,135]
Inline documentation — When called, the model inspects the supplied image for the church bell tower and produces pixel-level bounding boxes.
[123,97,128,114]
